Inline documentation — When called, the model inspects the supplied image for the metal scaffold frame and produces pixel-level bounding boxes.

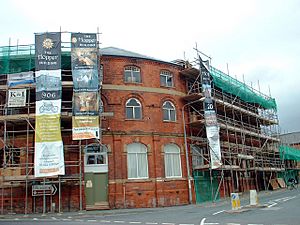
[181,47,282,203]
[0,31,103,214]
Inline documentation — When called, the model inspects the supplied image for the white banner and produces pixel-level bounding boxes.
[34,141,65,177]
[7,89,26,107]
[34,32,64,178]
[7,71,34,87]
[206,126,222,169]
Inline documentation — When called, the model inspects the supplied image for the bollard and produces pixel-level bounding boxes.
[250,189,258,206]
[231,193,241,210]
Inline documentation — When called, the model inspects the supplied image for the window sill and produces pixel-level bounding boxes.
[164,177,185,182]
[127,178,151,183]
[163,120,177,123]
[160,85,175,89]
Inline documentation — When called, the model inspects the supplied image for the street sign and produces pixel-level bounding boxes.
[32,184,57,196]
[231,192,241,210]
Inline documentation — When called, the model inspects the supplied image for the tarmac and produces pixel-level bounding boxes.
[0,188,287,220]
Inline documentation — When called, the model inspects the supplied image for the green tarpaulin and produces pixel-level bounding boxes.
[279,145,300,161]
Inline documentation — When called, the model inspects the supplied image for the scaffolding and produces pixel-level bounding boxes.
[0,33,103,214]
[180,49,283,202]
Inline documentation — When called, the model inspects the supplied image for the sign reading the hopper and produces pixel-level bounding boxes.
[34,32,65,177]
[71,33,99,140]
[201,69,222,169]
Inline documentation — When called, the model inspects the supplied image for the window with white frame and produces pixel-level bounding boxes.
[163,101,176,121]
[124,66,141,83]
[160,70,173,87]
[85,144,108,165]
[126,98,142,119]
[164,144,182,178]
[127,143,148,179]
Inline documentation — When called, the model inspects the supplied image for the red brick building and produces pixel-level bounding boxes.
[0,43,286,214]
[0,46,192,213]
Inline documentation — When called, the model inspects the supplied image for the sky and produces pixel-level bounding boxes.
[1,0,300,133]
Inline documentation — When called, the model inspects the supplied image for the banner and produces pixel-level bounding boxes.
[201,69,222,169]
[34,32,65,177]
[7,71,34,87]
[71,33,99,140]
[7,89,26,107]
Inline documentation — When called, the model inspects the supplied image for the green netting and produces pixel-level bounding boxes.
[0,45,71,74]
[209,67,277,110]
[279,145,300,161]
[193,170,220,203]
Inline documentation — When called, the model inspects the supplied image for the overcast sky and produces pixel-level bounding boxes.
[1,0,299,133]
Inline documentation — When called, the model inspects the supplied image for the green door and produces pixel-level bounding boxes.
[85,172,108,205]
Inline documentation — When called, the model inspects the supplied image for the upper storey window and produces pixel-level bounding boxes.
[163,101,176,122]
[160,70,173,87]
[126,98,142,119]
[124,66,141,83]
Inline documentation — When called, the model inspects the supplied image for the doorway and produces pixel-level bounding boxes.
[84,144,108,208]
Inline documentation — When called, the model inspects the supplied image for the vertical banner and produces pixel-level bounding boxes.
[71,33,99,140]
[201,68,222,169]
[34,32,65,177]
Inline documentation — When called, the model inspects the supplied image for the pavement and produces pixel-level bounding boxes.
[0,188,288,220]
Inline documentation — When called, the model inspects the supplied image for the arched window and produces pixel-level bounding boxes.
[163,101,176,121]
[124,66,141,83]
[126,98,142,119]
[127,143,148,179]
[164,144,182,178]
[160,70,173,87]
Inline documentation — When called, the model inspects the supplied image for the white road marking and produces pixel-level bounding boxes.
[248,224,264,225]
[129,222,142,224]
[75,219,84,222]
[267,202,278,208]
[101,220,111,223]
[51,217,57,220]
[33,218,38,220]
[162,223,175,225]
[227,223,240,225]
[281,196,296,202]
[62,218,71,221]
[212,210,225,215]
[146,223,158,225]
[14,218,19,220]
[179,224,195,225]
[114,221,125,223]
[205,223,219,225]
[200,218,206,225]
[88,220,97,222]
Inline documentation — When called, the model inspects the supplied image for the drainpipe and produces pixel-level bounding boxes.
[182,98,204,204]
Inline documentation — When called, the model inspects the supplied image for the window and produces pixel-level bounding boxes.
[85,144,107,165]
[127,143,148,179]
[163,101,176,121]
[164,144,182,178]
[124,66,141,83]
[160,70,173,87]
[126,98,142,119]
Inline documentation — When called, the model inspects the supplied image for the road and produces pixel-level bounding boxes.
[0,189,299,225]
